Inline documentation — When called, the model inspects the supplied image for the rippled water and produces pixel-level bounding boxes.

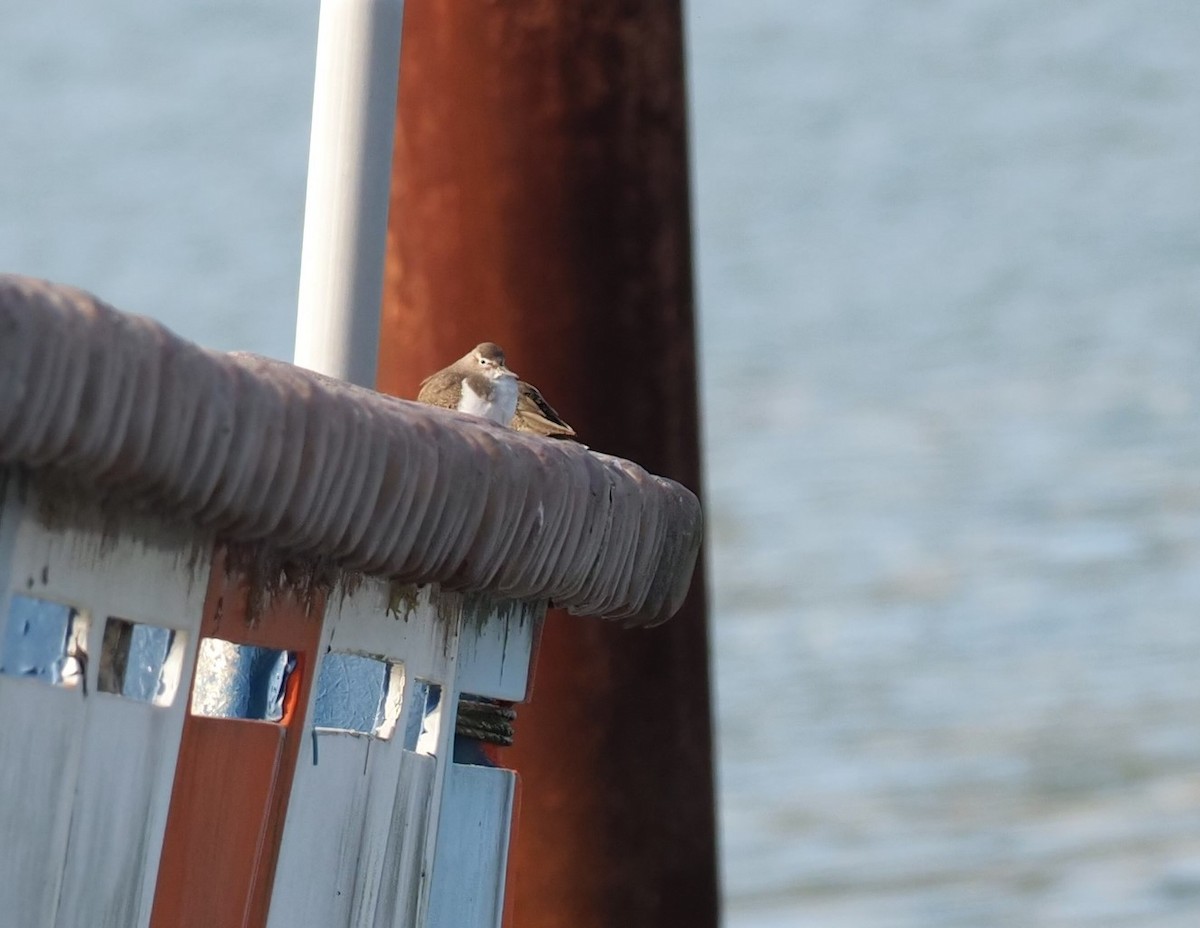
[5,2,1200,926]
[691,2,1200,925]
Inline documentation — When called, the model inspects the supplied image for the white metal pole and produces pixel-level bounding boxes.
[194,0,406,724]
[293,0,406,387]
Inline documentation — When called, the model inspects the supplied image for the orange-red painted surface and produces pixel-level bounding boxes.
[150,549,325,928]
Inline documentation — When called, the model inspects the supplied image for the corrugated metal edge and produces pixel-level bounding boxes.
[0,275,701,625]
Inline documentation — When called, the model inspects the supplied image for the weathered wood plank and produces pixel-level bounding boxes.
[55,697,198,928]
[420,598,537,928]
[0,488,210,928]
[151,718,285,927]
[151,547,326,928]
[375,752,436,928]
[453,600,540,704]
[0,682,85,927]
[268,579,463,928]
[268,733,399,926]
[425,764,517,928]
[0,484,539,928]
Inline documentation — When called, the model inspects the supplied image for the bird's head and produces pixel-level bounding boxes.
[470,342,518,381]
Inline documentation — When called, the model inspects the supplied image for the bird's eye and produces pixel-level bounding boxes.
[479,356,490,366]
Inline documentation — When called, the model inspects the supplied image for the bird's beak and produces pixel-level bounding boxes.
[499,365,518,380]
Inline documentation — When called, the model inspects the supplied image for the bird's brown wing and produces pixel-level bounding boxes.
[511,381,576,437]
[416,370,461,408]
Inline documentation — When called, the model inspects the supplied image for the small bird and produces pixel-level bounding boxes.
[417,342,520,425]
[417,342,576,439]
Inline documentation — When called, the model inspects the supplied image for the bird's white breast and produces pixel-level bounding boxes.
[459,376,518,425]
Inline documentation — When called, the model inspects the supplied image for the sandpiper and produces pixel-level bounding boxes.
[417,342,576,438]
[417,342,520,425]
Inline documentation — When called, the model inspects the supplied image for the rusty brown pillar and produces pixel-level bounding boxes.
[377,4,717,927]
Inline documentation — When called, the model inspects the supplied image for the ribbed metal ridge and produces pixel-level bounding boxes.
[0,275,701,625]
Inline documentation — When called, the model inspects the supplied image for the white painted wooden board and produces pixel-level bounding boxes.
[0,681,87,927]
[423,596,538,928]
[453,598,539,704]
[0,483,210,928]
[270,732,407,927]
[424,764,517,928]
[55,695,200,928]
[373,751,436,928]
[268,583,541,928]
[268,582,463,928]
